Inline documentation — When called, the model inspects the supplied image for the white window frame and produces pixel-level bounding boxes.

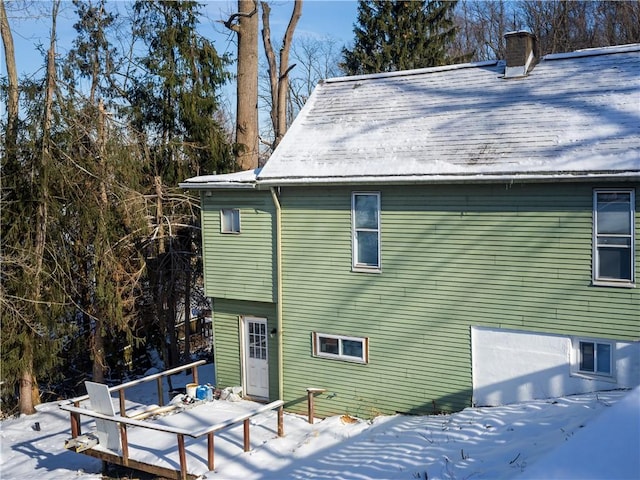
[592,189,635,287]
[220,208,240,234]
[313,332,369,364]
[570,337,615,380]
[352,192,381,272]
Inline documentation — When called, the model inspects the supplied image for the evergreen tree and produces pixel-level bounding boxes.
[342,0,462,75]
[1,0,73,413]
[129,0,233,182]
[59,0,147,384]
[128,0,233,367]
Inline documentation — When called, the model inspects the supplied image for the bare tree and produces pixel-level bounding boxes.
[289,36,342,115]
[225,0,260,170]
[453,0,515,61]
[261,0,302,153]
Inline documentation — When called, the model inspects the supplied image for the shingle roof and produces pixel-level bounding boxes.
[183,44,640,189]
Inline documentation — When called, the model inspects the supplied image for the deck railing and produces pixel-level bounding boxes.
[60,361,285,480]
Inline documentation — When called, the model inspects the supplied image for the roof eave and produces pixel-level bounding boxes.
[178,181,257,190]
[255,171,640,187]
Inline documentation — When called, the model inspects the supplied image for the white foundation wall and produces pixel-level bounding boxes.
[471,326,640,406]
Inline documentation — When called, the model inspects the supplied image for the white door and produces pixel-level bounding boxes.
[243,317,269,399]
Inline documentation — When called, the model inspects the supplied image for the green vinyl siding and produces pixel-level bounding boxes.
[212,299,278,401]
[277,183,639,418]
[200,191,275,302]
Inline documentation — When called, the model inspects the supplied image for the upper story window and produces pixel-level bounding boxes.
[593,189,635,286]
[220,208,240,234]
[352,192,380,271]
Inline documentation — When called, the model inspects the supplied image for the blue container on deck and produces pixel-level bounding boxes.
[196,385,208,400]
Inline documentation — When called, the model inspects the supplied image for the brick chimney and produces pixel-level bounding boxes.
[504,31,537,78]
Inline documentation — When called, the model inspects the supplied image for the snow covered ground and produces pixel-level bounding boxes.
[1,364,638,479]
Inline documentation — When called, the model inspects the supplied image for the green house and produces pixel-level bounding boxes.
[182,34,640,418]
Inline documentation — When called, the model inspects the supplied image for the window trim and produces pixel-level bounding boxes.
[351,192,381,272]
[220,208,241,234]
[312,332,369,364]
[570,337,615,381]
[592,188,635,287]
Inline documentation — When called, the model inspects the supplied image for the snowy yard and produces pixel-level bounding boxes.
[1,364,638,479]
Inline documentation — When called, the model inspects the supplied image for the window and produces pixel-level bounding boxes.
[572,338,614,377]
[313,332,369,363]
[593,189,635,285]
[220,208,240,233]
[352,192,380,271]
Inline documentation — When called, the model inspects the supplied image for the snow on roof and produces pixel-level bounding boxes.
[183,44,640,189]
[182,168,260,189]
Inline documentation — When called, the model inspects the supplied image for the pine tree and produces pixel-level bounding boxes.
[128,0,233,368]
[342,0,462,75]
[1,0,73,413]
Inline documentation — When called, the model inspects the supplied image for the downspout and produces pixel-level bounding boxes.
[270,187,284,400]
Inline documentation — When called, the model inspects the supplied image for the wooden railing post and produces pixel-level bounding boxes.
[156,377,164,407]
[177,434,187,480]
[71,400,81,437]
[207,432,215,470]
[277,405,284,437]
[119,389,126,417]
[243,418,250,452]
[120,424,129,466]
[192,366,199,385]
[306,388,326,424]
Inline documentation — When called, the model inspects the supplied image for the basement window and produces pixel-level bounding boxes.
[571,338,614,379]
[313,332,369,364]
[220,208,240,234]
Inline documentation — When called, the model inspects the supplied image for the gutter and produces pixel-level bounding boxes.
[177,182,256,190]
[270,187,284,401]
[255,172,640,188]
[180,171,640,191]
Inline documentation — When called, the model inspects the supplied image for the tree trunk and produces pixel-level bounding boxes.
[91,99,108,384]
[261,0,302,151]
[92,318,106,383]
[183,258,191,361]
[275,0,301,148]
[18,0,60,415]
[227,0,259,170]
[155,175,165,254]
[18,345,36,415]
[0,0,18,164]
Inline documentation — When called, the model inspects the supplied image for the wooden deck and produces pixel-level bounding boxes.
[59,362,284,480]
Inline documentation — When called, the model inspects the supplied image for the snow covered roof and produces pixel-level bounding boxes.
[183,43,640,189]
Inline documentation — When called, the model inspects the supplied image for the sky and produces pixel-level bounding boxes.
[1,363,639,479]
[4,0,360,79]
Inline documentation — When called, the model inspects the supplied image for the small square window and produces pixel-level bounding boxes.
[572,338,614,378]
[221,209,240,233]
[313,332,368,363]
